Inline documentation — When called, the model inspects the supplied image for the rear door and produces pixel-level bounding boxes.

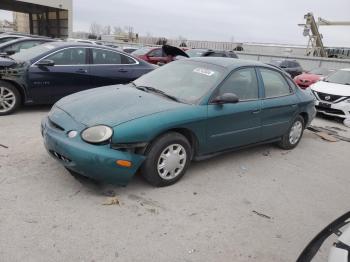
[257,67,299,140]
[28,47,91,103]
[89,47,139,87]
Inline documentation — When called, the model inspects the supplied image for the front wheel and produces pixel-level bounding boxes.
[141,132,191,187]
[278,116,305,150]
[0,81,21,116]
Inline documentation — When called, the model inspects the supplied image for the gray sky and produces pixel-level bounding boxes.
[72,0,350,47]
[1,0,350,46]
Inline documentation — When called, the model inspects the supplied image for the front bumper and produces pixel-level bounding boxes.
[315,100,350,119]
[41,115,145,186]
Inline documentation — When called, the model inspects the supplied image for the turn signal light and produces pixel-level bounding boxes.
[116,160,132,168]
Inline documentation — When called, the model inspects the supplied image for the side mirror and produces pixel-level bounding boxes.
[36,59,55,67]
[5,50,16,55]
[212,93,239,104]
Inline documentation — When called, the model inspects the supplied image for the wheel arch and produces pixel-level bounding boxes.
[299,112,309,126]
[148,127,199,160]
[0,79,27,105]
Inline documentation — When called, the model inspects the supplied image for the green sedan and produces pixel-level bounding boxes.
[41,58,316,187]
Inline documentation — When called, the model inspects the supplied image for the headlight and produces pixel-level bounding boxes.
[81,125,113,144]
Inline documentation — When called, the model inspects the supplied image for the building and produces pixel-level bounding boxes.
[0,0,72,38]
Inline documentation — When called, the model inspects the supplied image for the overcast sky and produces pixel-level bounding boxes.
[1,0,350,46]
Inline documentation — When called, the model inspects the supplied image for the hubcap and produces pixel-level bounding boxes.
[289,120,303,145]
[0,87,16,113]
[157,144,187,180]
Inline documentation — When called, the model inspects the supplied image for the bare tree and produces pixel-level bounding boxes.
[103,25,111,35]
[113,26,124,35]
[89,22,102,36]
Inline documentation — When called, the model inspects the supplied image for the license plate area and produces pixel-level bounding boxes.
[319,102,331,108]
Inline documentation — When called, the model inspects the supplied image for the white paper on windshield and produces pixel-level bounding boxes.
[193,68,215,76]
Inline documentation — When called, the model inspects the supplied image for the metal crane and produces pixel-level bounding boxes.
[299,13,350,57]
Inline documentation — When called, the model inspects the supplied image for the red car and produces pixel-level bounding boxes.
[293,68,334,89]
[131,45,188,65]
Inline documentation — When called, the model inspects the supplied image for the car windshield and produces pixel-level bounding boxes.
[10,43,56,61]
[325,70,350,85]
[131,47,152,55]
[185,49,208,57]
[133,60,225,103]
[308,68,333,75]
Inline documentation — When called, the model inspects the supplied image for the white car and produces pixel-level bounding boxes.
[311,68,350,118]
[297,211,350,262]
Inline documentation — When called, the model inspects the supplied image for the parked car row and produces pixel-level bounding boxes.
[0,35,316,187]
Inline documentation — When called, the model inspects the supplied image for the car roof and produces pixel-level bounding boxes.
[188,57,276,70]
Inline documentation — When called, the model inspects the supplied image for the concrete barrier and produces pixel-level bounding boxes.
[236,52,350,71]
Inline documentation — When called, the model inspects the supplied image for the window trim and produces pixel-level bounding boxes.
[31,46,90,67]
[32,46,139,67]
[208,66,261,104]
[257,66,295,100]
[90,47,139,65]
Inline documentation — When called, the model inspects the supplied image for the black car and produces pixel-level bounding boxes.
[269,59,303,78]
[0,37,54,55]
[186,48,238,58]
[0,42,156,115]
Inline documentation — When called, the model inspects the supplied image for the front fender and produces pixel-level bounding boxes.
[111,105,208,152]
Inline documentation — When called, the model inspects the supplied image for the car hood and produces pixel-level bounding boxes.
[311,81,350,96]
[0,56,16,67]
[162,45,189,58]
[55,85,187,127]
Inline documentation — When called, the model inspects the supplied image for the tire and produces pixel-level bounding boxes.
[141,132,191,187]
[278,115,305,150]
[0,81,21,116]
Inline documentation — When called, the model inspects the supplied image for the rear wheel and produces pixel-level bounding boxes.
[141,132,191,187]
[0,81,21,116]
[278,115,305,150]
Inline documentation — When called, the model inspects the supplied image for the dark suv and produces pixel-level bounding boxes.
[270,59,303,78]
[186,49,238,58]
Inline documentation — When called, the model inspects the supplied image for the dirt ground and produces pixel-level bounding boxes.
[1,106,349,262]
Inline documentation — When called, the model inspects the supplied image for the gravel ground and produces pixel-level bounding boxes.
[0,107,349,262]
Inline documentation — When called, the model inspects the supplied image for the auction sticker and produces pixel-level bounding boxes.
[193,68,215,76]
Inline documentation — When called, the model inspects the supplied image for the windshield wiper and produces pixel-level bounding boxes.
[133,84,183,103]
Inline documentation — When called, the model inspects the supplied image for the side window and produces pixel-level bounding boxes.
[120,54,137,64]
[46,48,86,65]
[148,49,162,57]
[17,40,42,50]
[218,68,259,100]
[260,68,292,98]
[92,49,121,64]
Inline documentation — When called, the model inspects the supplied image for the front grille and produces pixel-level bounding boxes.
[315,106,345,115]
[314,91,344,103]
[49,150,71,163]
[48,118,65,131]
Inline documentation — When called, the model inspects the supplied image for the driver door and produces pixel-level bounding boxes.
[28,47,91,103]
[206,67,262,152]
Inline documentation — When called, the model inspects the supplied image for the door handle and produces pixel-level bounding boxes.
[252,110,261,114]
[76,69,87,73]
[118,69,128,73]
[291,104,297,108]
